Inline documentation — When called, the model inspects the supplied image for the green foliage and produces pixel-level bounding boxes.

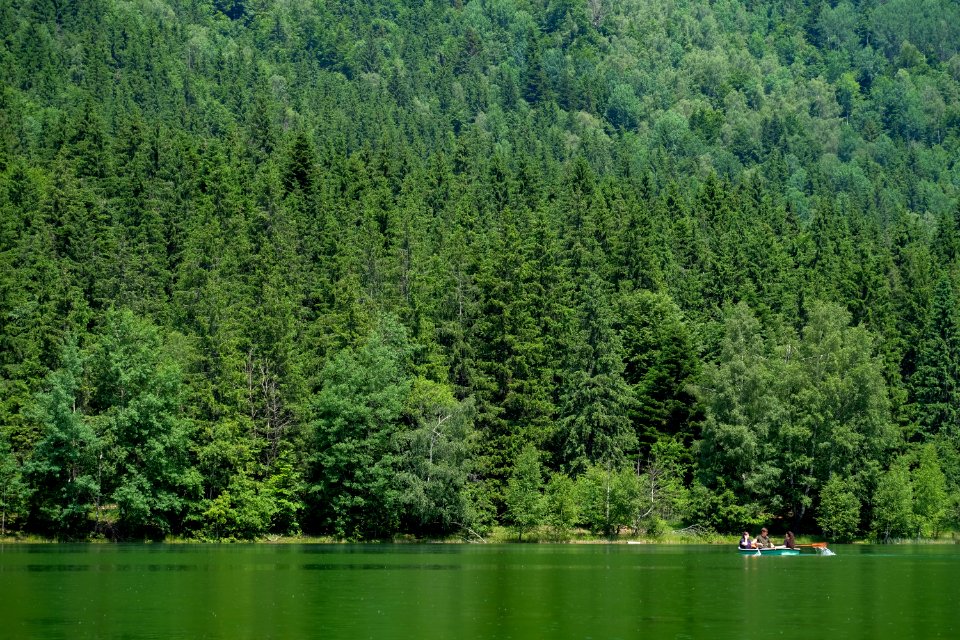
[91,309,200,538]
[617,291,699,451]
[396,378,476,536]
[0,428,28,535]
[910,276,960,439]
[307,318,412,539]
[2,0,960,540]
[504,444,544,541]
[576,462,641,537]
[25,313,200,539]
[697,304,789,509]
[198,476,275,542]
[912,443,948,538]
[25,339,103,537]
[817,475,862,543]
[687,480,769,534]
[872,457,914,543]
[699,301,896,529]
[638,438,691,526]
[556,253,637,471]
[543,472,579,540]
[870,0,960,62]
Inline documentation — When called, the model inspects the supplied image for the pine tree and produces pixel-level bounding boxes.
[910,276,960,440]
[616,290,699,453]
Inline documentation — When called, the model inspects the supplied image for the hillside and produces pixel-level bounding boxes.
[2,0,959,540]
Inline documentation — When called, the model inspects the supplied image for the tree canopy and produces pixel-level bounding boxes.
[2,0,960,541]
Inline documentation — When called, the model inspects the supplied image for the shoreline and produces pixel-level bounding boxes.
[2,531,955,545]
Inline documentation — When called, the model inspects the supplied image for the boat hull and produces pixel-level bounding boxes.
[738,547,801,556]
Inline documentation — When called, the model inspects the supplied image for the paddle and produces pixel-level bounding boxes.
[795,542,828,548]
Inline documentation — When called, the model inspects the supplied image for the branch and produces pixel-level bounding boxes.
[453,522,486,543]
[673,523,711,537]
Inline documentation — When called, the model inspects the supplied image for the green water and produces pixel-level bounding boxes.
[0,543,956,639]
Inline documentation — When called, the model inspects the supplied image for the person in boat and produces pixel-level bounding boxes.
[754,527,773,548]
[783,531,796,549]
[738,531,753,549]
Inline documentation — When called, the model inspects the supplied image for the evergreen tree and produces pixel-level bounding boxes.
[555,160,636,472]
[910,276,960,441]
[0,428,28,535]
[616,290,699,452]
[2,0,960,541]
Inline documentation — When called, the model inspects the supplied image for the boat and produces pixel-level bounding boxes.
[738,547,801,556]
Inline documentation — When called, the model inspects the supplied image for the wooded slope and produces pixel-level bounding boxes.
[1,0,959,541]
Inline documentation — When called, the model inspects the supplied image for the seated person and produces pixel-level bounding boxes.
[738,530,753,549]
[783,531,796,549]
[755,527,773,548]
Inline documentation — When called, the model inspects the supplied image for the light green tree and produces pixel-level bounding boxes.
[636,438,691,534]
[872,458,914,543]
[817,475,861,542]
[307,318,411,539]
[782,302,895,526]
[576,462,643,537]
[544,472,579,541]
[504,444,544,541]
[396,377,476,536]
[699,302,895,530]
[26,339,103,537]
[912,443,947,538]
[697,303,784,507]
[91,309,200,538]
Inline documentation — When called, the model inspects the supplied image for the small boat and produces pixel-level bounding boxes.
[738,547,801,556]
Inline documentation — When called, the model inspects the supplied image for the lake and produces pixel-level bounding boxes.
[1,543,956,639]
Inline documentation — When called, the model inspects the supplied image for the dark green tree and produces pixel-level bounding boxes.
[617,290,700,452]
[910,276,960,441]
[0,428,28,535]
[90,309,199,538]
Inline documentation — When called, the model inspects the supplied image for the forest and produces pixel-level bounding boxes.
[1,0,960,542]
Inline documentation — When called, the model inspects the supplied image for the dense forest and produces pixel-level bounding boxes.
[1,0,960,542]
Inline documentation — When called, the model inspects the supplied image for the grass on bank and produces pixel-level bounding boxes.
[3,527,959,545]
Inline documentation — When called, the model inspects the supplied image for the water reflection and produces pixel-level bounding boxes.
[0,544,958,640]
